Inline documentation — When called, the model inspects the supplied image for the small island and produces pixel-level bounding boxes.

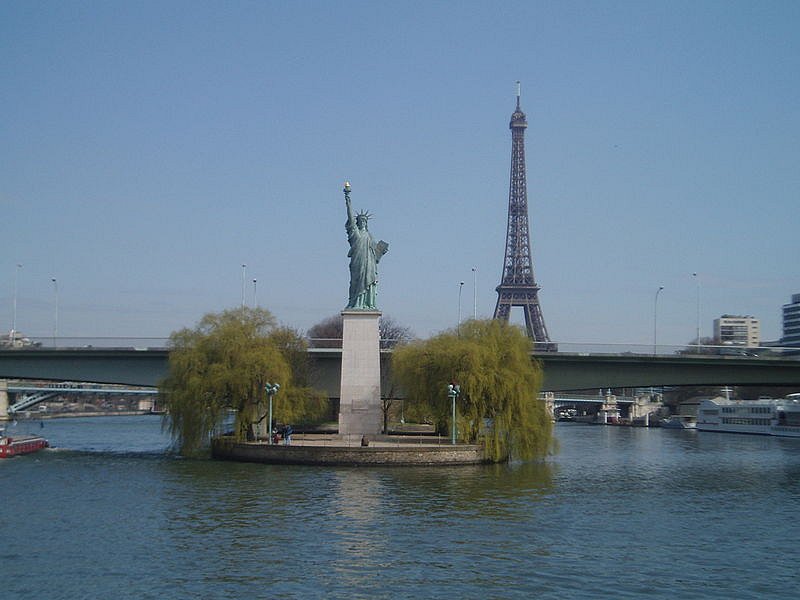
[161,184,551,466]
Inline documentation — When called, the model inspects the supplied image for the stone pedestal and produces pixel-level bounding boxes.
[338,310,383,440]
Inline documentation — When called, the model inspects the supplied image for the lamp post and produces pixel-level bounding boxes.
[252,278,258,308]
[472,267,477,320]
[692,272,701,351]
[265,382,280,444]
[241,264,247,308]
[654,286,664,356]
[458,281,464,333]
[11,263,22,341]
[447,383,460,445]
[51,278,58,347]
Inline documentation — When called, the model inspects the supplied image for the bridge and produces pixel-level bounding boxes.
[1,346,799,396]
[5,382,158,415]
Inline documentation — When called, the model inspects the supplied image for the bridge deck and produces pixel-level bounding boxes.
[1,348,799,394]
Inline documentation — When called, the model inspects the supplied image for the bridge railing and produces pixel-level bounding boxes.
[9,384,158,394]
[308,339,800,357]
[534,342,800,358]
[14,337,171,350]
[9,337,800,359]
[542,392,641,403]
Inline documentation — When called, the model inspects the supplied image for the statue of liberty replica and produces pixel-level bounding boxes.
[344,181,388,309]
[339,181,389,439]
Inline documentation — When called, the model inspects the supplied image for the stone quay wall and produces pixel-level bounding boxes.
[211,437,490,466]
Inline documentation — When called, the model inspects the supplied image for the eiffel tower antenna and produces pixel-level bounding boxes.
[493,82,554,349]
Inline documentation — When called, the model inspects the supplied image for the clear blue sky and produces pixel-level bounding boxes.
[2,1,798,346]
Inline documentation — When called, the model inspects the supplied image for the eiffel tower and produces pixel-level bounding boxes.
[493,83,554,349]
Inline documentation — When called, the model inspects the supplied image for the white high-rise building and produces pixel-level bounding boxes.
[782,294,800,348]
[713,315,760,348]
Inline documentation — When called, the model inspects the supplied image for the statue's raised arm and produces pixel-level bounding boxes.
[342,182,388,310]
[345,188,356,232]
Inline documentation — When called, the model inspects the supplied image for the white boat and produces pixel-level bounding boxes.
[556,408,577,422]
[696,394,800,437]
[660,415,697,429]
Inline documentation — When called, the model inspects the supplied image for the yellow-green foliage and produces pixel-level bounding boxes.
[271,385,329,427]
[391,319,552,462]
[160,307,324,455]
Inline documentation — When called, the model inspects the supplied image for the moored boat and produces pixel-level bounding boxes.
[556,408,577,422]
[660,415,697,429]
[0,429,49,458]
[696,394,800,437]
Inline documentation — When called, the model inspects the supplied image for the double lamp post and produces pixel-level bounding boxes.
[264,382,280,444]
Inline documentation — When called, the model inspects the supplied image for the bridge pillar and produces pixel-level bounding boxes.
[628,394,663,425]
[541,392,555,420]
[0,380,9,421]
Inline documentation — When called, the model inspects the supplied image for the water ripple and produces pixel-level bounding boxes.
[2,418,799,598]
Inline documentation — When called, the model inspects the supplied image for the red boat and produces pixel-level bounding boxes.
[0,431,49,458]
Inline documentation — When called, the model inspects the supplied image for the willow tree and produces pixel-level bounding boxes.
[160,307,326,455]
[267,325,329,426]
[391,319,552,462]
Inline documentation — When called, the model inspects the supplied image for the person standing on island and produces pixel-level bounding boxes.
[344,181,388,310]
[283,424,292,445]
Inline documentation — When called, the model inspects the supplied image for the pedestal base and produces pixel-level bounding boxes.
[338,310,383,439]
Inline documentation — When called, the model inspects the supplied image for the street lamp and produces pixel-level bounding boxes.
[241,264,247,308]
[51,278,59,347]
[265,382,280,444]
[252,278,258,308]
[692,272,701,351]
[447,383,460,445]
[654,286,664,356]
[11,263,22,341]
[472,267,477,320]
[458,281,465,333]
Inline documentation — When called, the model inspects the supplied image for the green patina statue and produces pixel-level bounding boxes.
[343,182,388,310]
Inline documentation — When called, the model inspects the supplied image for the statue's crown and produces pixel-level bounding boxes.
[356,209,371,221]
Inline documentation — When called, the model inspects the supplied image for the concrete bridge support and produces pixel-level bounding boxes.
[541,392,555,419]
[628,394,664,425]
[0,380,9,421]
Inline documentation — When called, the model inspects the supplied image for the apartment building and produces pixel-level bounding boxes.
[782,293,800,347]
[713,314,760,348]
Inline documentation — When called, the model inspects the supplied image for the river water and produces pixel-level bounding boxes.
[1,416,798,599]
